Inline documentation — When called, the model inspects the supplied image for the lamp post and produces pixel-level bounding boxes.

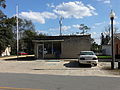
[110,10,115,69]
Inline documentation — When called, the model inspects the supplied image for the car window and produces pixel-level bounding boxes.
[80,52,95,55]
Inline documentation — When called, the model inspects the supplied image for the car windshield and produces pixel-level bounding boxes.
[80,51,95,55]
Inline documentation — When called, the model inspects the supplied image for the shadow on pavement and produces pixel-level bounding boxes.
[4,56,36,61]
[33,69,80,70]
[64,61,92,68]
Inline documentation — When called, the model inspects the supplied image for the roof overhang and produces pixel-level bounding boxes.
[33,39,64,43]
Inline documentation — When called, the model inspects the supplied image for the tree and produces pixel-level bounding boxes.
[0,17,14,55]
[104,25,110,37]
[0,16,37,55]
[0,0,6,8]
[101,25,119,45]
[11,17,36,54]
[91,42,101,53]
[0,0,7,55]
[101,33,105,45]
[20,30,37,54]
[79,24,90,35]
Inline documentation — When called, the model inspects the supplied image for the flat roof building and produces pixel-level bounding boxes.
[33,35,92,59]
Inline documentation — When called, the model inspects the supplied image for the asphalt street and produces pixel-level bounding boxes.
[0,73,120,90]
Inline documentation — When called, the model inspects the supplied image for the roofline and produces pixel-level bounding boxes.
[33,39,64,42]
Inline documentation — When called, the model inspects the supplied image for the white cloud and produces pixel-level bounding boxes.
[46,3,55,8]
[72,24,80,29]
[92,21,106,29]
[49,27,59,31]
[109,20,120,25]
[62,26,71,30]
[49,25,71,31]
[36,30,48,34]
[96,0,111,4]
[104,0,110,4]
[20,11,57,24]
[94,22,105,26]
[91,32,101,44]
[53,1,97,19]
[91,32,97,36]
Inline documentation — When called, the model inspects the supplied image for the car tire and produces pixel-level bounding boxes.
[78,61,81,66]
[94,64,97,66]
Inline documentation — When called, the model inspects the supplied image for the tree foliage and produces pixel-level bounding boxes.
[0,15,39,55]
[0,0,45,55]
[20,30,37,54]
[0,0,6,8]
[0,14,14,54]
[101,33,110,45]
[101,25,119,45]
[91,42,101,53]
[79,24,90,35]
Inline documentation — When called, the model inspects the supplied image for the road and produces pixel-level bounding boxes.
[0,73,120,90]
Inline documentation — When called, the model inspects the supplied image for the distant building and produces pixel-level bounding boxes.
[33,35,92,59]
[102,33,120,56]
[102,45,111,55]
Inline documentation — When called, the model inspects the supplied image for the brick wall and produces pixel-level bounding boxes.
[115,38,120,55]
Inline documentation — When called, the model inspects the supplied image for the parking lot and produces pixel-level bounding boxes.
[0,58,120,77]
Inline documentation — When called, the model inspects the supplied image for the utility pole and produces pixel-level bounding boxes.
[16,5,19,59]
[59,16,63,36]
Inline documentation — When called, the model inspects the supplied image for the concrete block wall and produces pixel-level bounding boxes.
[61,36,91,58]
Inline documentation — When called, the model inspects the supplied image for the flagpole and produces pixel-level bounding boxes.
[16,5,19,59]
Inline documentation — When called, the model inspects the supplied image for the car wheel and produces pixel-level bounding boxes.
[77,61,81,66]
[94,64,97,66]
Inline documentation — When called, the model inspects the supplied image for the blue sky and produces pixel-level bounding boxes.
[1,0,120,44]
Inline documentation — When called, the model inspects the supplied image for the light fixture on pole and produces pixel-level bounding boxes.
[110,10,115,69]
[59,16,63,36]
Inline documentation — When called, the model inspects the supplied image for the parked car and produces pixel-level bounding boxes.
[78,51,98,66]
[18,51,28,55]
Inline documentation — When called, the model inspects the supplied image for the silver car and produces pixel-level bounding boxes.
[78,51,98,66]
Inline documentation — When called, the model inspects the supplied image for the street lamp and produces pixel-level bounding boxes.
[110,10,115,69]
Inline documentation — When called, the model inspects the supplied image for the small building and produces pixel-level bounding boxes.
[102,45,111,55]
[33,35,92,59]
[102,33,120,56]
[114,33,120,57]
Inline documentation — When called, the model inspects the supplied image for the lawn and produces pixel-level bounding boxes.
[97,56,112,59]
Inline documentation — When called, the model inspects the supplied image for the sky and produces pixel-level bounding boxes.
[1,0,120,44]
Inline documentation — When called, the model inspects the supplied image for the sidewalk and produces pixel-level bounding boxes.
[0,59,119,77]
[0,56,120,77]
[0,55,35,60]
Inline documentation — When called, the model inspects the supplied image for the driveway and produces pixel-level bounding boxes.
[0,58,120,77]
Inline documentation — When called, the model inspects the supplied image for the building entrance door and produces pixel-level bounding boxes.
[37,44,44,59]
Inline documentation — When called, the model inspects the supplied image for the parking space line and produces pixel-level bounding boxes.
[0,87,45,90]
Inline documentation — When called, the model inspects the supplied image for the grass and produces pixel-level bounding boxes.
[97,56,112,59]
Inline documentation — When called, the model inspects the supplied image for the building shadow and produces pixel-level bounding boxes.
[64,61,92,68]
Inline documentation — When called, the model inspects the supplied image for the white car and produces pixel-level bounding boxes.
[78,51,98,66]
